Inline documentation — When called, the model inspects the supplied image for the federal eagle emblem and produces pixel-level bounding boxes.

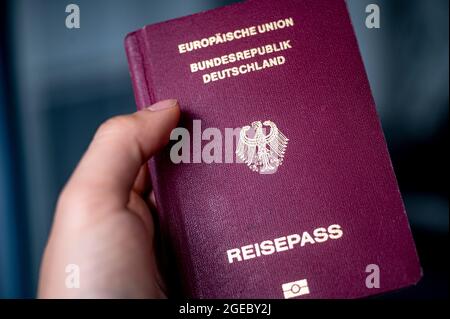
[236,120,289,174]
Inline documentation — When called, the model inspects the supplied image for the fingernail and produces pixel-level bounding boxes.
[147,99,178,111]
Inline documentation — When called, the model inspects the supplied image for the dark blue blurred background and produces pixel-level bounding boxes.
[0,0,448,298]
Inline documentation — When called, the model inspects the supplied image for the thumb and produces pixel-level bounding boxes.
[62,99,180,209]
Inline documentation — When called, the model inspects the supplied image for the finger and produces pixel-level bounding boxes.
[148,191,157,210]
[127,191,154,236]
[62,99,180,209]
[133,163,151,196]
[144,191,159,218]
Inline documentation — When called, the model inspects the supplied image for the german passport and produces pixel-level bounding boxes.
[124,0,422,298]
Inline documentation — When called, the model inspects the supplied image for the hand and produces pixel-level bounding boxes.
[38,99,180,298]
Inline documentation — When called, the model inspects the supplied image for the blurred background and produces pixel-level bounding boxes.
[0,0,448,298]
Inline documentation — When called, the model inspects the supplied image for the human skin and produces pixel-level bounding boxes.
[38,99,180,298]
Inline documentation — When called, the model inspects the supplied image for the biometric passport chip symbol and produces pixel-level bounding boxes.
[236,120,288,174]
[282,279,310,299]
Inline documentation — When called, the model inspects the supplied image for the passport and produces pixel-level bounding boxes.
[124,0,422,298]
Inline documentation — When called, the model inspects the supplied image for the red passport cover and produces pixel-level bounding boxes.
[125,0,422,298]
